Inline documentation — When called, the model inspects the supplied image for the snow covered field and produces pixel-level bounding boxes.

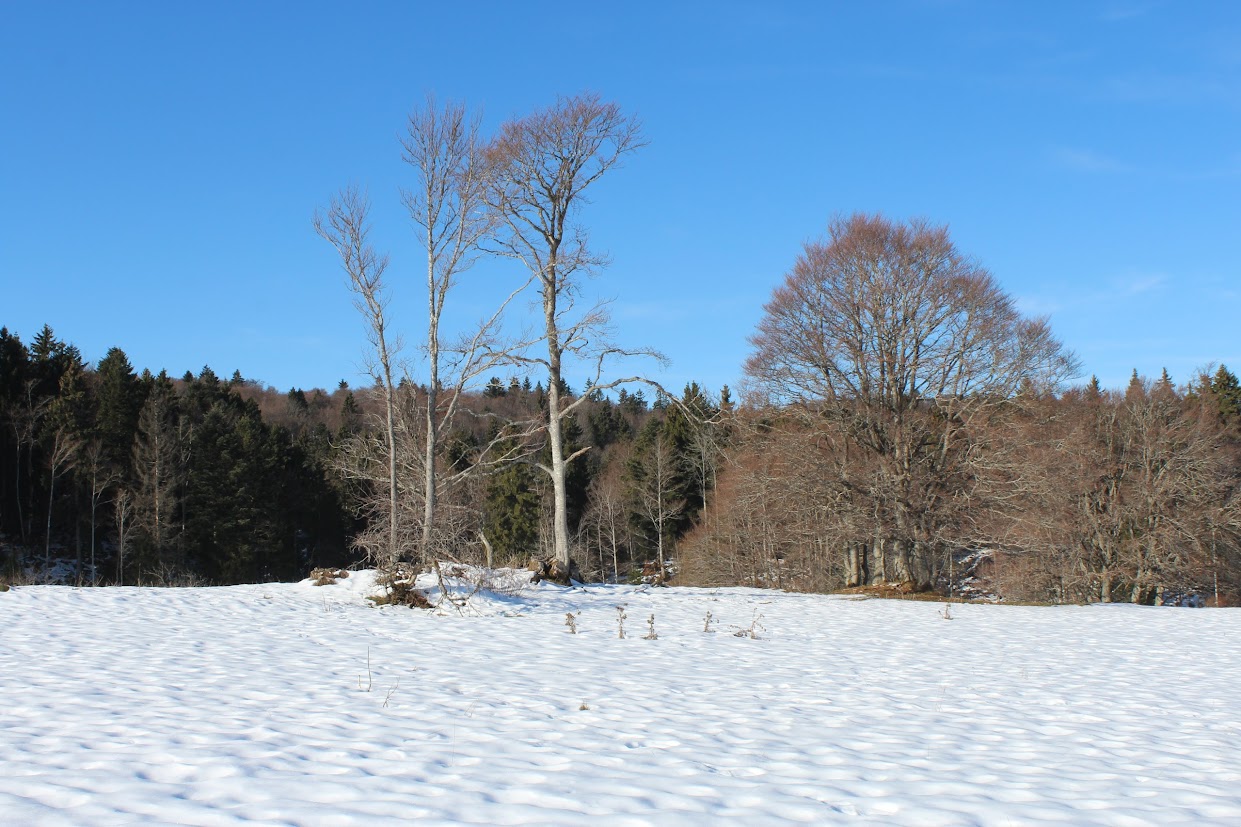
[3,571,1240,826]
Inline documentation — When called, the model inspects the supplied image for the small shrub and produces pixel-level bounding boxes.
[310,567,350,586]
[372,564,433,609]
[371,579,433,609]
[140,564,205,588]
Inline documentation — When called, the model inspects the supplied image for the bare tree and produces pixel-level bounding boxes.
[42,424,80,568]
[7,380,47,544]
[315,188,402,567]
[132,391,180,572]
[113,486,133,584]
[976,376,1241,604]
[680,410,851,592]
[83,440,118,585]
[630,435,685,581]
[745,213,1078,589]
[486,92,651,579]
[1081,378,1235,603]
[400,96,533,560]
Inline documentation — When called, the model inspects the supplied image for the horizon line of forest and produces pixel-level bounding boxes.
[2,319,1240,605]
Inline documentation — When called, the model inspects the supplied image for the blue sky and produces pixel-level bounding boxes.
[3,1,1239,396]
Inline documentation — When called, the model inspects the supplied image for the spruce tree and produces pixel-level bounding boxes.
[94,347,144,473]
[484,376,506,398]
[338,391,362,438]
[1209,364,1241,428]
[483,444,542,561]
[1085,375,1103,401]
[29,324,79,400]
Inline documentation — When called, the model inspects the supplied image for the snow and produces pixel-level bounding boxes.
[3,570,1240,825]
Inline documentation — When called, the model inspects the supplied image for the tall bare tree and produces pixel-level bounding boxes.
[745,213,1077,589]
[630,433,685,581]
[486,92,650,578]
[131,389,180,572]
[83,440,118,585]
[6,379,47,544]
[113,486,133,584]
[579,453,631,581]
[315,188,402,567]
[400,96,533,559]
[42,424,80,568]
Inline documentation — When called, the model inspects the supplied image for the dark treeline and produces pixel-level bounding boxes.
[0,323,730,587]
[0,325,354,584]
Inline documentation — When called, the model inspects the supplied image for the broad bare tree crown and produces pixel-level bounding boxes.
[746,213,1078,411]
[741,213,1079,590]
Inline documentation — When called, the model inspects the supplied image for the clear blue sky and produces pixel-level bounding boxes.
[3,1,1239,396]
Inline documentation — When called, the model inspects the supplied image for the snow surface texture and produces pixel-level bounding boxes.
[3,571,1240,826]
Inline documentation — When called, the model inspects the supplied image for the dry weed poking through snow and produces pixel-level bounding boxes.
[1,568,1240,825]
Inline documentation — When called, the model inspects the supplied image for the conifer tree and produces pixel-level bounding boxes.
[338,391,362,438]
[1209,364,1241,428]
[484,445,542,561]
[1085,375,1103,401]
[484,377,506,398]
[29,324,80,401]
[94,347,144,472]
[0,328,32,541]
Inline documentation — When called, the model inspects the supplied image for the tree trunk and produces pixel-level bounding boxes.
[13,442,24,544]
[479,530,493,569]
[544,273,573,570]
[45,472,56,568]
[423,382,437,558]
[421,220,439,559]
